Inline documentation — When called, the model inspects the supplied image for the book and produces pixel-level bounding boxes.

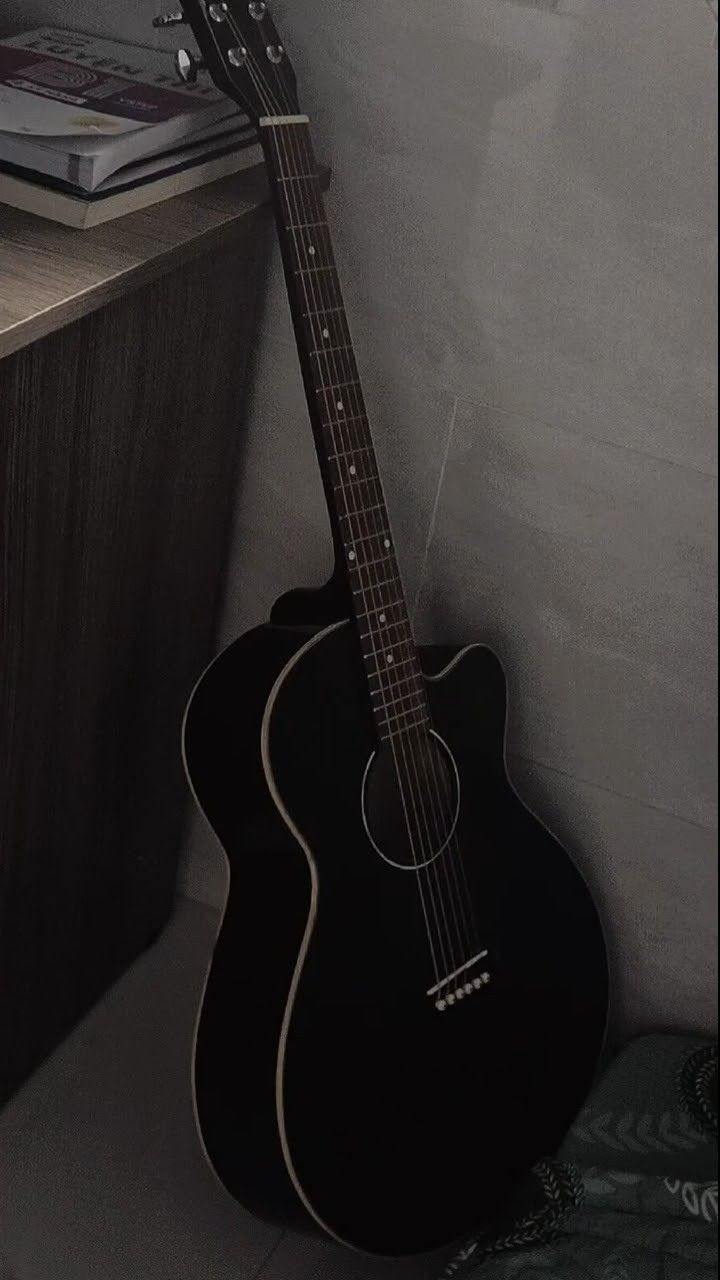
[0,135,264,228]
[0,27,247,191]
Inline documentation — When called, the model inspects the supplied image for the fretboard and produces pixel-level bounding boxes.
[261,121,429,744]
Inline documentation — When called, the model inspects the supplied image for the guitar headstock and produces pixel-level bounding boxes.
[154,2,299,124]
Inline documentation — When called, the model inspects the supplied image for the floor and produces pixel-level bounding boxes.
[0,897,446,1280]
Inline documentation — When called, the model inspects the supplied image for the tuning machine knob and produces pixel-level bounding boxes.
[152,11,187,27]
[174,48,207,83]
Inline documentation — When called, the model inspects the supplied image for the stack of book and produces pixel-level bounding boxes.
[0,27,262,228]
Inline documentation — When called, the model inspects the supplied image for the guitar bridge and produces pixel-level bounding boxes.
[427,950,491,1011]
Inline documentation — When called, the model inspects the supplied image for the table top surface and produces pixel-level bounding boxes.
[0,162,271,360]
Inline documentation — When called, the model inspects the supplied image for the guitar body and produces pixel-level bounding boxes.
[184,605,608,1257]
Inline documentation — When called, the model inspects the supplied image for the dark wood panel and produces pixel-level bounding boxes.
[0,210,271,1104]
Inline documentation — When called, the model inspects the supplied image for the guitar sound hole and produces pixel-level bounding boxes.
[361,731,460,870]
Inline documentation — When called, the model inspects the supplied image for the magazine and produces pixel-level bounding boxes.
[0,27,248,190]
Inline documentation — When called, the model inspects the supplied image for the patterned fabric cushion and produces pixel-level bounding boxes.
[440,1035,718,1280]
[562,1036,716,1179]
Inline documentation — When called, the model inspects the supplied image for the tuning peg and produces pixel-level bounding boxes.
[174,49,206,83]
[152,11,186,27]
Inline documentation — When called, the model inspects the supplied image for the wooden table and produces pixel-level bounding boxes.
[0,167,273,1106]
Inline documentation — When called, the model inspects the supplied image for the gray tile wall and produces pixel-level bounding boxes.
[10,0,717,1034]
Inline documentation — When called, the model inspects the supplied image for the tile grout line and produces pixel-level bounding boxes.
[447,388,719,481]
[256,330,718,482]
[251,1230,289,1280]
[509,750,718,835]
[411,395,459,626]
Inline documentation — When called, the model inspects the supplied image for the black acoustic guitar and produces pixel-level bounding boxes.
[166,0,609,1258]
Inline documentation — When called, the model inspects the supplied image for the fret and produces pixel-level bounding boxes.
[347,551,393,571]
[376,694,428,720]
[373,691,427,718]
[295,265,336,276]
[363,636,419,664]
[361,598,406,617]
[342,501,386,519]
[327,433,373,455]
[365,653,418,677]
[365,660,421,686]
[367,667,422,694]
[311,344,352,357]
[339,529,388,548]
[333,484,383,503]
[315,378,361,394]
[302,304,345,319]
[363,634,416,658]
[359,618,411,640]
[380,713,430,740]
[374,710,428,737]
[277,172,318,182]
[286,220,328,230]
[321,414,367,429]
[329,469,381,490]
[352,574,400,595]
[327,445,375,461]
[343,510,388,530]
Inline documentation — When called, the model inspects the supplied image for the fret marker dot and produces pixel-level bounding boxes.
[348,550,356,561]
[386,653,394,663]
[378,613,386,623]
[349,464,356,475]
[322,328,330,338]
[383,538,391,548]
[336,401,344,412]
[308,245,316,255]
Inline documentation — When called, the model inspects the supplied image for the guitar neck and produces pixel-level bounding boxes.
[260,121,429,743]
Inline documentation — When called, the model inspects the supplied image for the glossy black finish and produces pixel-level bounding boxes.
[184,613,608,1257]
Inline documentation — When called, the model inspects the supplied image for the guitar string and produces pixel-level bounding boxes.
[227,23,477,989]
[275,120,473,985]
[266,121,456,984]
[223,26,474,989]
[250,65,463,983]
[251,45,478,984]
[270,112,480,982]
[232,39,452,982]
[273,138,485,995]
